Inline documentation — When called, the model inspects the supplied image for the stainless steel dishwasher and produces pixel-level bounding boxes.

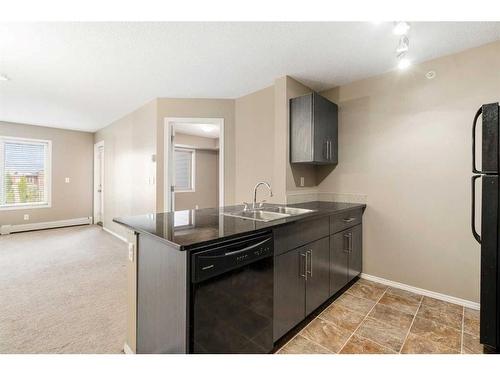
[190,232,274,354]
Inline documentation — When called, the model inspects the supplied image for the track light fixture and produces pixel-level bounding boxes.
[393,21,410,36]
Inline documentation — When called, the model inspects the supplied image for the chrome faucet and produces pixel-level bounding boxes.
[252,181,273,209]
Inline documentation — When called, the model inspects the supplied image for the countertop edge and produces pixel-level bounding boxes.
[113,202,366,251]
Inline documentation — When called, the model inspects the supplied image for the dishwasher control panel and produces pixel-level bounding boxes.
[192,233,273,283]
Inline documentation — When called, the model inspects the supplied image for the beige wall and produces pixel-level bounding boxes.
[0,121,93,226]
[156,98,235,212]
[233,78,321,204]
[94,99,157,238]
[174,133,219,210]
[318,41,500,302]
[234,86,276,203]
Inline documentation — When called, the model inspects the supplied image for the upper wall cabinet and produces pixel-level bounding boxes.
[290,92,338,165]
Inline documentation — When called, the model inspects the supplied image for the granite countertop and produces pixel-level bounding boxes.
[113,201,366,251]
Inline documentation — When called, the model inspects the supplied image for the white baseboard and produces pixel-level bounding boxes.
[361,273,480,310]
[103,226,128,243]
[123,342,135,354]
[0,217,92,235]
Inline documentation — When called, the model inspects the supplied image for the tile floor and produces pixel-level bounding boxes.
[277,279,483,354]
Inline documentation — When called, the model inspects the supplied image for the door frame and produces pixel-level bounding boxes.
[163,117,224,213]
[93,140,104,224]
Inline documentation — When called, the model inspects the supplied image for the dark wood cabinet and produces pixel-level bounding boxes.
[305,237,330,315]
[274,216,329,256]
[274,208,363,343]
[330,231,349,296]
[274,247,306,341]
[274,237,330,341]
[290,92,338,165]
[348,224,362,281]
[330,224,363,296]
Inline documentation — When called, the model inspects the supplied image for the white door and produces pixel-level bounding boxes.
[94,142,104,224]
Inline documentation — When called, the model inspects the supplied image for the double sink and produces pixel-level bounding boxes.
[223,205,316,222]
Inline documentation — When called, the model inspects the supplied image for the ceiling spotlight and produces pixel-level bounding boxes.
[0,74,9,81]
[393,21,410,36]
[398,58,411,70]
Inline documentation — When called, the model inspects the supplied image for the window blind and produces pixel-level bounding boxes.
[174,148,194,191]
[0,137,50,208]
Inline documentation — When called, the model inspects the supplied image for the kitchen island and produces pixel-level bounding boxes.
[114,201,366,354]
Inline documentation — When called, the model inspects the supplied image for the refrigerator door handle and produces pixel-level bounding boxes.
[472,107,483,174]
[471,175,482,244]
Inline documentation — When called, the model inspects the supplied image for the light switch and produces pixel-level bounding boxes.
[23,214,29,221]
[65,177,70,183]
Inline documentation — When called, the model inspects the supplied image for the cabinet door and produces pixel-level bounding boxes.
[348,225,362,281]
[313,93,338,164]
[290,94,313,163]
[274,248,306,341]
[330,231,349,296]
[305,237,330,315]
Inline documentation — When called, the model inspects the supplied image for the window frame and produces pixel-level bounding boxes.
[174,147,196,193]
[0,136,52,211]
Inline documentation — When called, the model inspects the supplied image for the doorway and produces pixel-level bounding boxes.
[94,141,104,225]
[164,118,224,213]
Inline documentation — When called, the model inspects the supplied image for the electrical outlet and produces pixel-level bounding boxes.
[300,177,305,187]
[65,177,70,183]
[128,243,135,262]
[23,214,29,221]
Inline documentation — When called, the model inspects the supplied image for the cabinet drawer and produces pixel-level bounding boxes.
[274,216,329,256]
[330,208,362,234]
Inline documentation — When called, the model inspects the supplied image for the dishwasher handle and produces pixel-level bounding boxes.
[192,234,273,283]
[224,238,271,256]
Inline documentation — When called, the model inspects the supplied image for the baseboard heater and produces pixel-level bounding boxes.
[0,217,93,235]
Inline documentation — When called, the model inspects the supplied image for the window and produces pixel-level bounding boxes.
[174,148,195,192]
[0,137,51,209]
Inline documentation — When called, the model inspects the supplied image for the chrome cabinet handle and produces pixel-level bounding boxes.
[306,250,312,278]
[300,253,307,280]
[343,233,352,253]
[343,217,356,223]
[328,140,332,160]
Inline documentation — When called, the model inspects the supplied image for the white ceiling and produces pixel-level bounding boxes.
[174,122,220,139]
[1,22,500,132]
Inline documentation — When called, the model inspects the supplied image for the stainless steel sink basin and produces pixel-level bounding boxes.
[260,206,315,216]
[223,206,316,222]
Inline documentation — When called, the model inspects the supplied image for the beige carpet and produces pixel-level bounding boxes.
[0,225,127,353]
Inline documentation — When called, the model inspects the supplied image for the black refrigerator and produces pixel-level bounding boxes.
[471,102,500,353]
